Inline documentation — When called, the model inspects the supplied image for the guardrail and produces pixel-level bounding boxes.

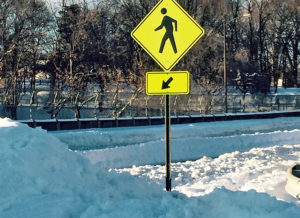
[20,110,300,131]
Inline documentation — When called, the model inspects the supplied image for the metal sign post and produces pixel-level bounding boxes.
[165,94,171,191]
[131,0,205,192]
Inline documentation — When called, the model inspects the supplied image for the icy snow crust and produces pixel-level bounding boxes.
[0,118,299,217]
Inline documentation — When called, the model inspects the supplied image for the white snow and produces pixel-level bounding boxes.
[52,117,300,168]
[0,118,18,127]
[53,117,300,150]
[0,117,300,217]
[119,145,300,202]
[0,118,198,217]
[58,117,300,204]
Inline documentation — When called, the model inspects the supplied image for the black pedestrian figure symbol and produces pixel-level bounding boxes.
[155,8,177,54]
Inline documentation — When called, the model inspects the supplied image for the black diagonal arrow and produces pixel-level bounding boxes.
[162,77,174,90]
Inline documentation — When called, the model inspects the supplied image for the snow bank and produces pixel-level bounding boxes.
[0,118,181,217]
[1,118,299,217]
[53,117,300,151]
[69,117,300,168]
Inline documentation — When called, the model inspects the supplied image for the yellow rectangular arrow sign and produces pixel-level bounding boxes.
[146,71,190,95]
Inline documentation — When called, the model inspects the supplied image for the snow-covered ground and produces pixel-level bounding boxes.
[119,145,300,201]
[53,117,300,167]
[1,117,299,217]
[54,117,300,204]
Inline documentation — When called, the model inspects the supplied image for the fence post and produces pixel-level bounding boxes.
[160,96,164,117]
[187,94,192,116]
[56,119,61,130]
[94,93,99,118]
[145,95,149,117]
[173,96,178,116]
[130,94,133,117]
[30,91,35,120]
[199,95,202,114]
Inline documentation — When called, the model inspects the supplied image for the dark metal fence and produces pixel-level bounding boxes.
[1,89,300,120]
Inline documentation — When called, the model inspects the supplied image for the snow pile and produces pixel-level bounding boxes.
[66,117,300,168]
[81,129,300,168]
[53,117,300,151]
[1,118,299,217]
[0,118,184,217]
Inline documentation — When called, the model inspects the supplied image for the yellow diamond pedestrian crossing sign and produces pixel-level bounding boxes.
[146,71,190,95]
[131,0,205,71]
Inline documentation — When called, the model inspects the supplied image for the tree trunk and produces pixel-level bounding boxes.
[75,107,81,119]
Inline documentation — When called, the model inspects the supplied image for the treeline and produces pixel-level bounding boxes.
[0,0,299,119]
